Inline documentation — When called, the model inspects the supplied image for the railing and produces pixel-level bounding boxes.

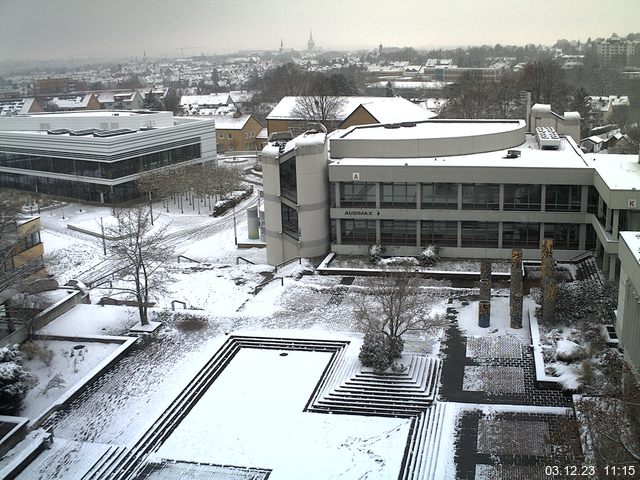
[253,277,284,294]
[236,256,256,265]
[274,256,302,273]
[171,300,187,311]
[177,255,201,264]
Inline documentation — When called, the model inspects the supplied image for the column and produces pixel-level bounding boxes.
[510,248,524,329]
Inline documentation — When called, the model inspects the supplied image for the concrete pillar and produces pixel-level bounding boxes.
[479,300,490,327]
[605,206,612,232]
[612,210,620,238]
[247,207,259,239]
[543,276,556,324]
[541,238,556,324]
[608,255,617,282]
[510,248,524,329]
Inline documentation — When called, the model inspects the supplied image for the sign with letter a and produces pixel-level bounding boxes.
[352,172,360,181]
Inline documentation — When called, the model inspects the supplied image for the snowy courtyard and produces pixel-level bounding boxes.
[0,195,593,479]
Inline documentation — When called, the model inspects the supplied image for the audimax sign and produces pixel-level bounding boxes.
[344,210,381,216]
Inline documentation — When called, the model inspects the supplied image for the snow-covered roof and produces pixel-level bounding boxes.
[620,232,640,265]
[266,96,436,123]
[210,114,251,130]
[590,153,640,191]
[49,95,93,109]
[330,134,589,170]
[180,93,233,107]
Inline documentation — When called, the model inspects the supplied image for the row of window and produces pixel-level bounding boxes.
[0,172,137,203]
[337,219,590,250]
[334,182,597,212]
[0,144,201,180]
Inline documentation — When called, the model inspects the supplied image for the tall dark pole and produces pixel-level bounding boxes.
[100,217,107,256]
[148,190,154,225]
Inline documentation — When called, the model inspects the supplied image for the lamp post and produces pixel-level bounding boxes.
[100,217,107,255]
[148,190,154,225]
[233,202,238,245]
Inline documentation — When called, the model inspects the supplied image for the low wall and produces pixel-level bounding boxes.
[31,289,90,332]
[528,305,563,389]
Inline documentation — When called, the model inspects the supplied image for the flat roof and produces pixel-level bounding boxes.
[589,154,640,191]
[338,119,524,140]
[330,135,590,170]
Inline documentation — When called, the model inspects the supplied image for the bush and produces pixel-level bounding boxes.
[20,341,54,366]
[359,331,393,371]
[368,244,386,264]
[0,345,37,414]
[418,245,440,267]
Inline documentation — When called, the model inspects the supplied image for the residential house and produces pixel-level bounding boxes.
[212,114,264,152]
[266,96,437,136]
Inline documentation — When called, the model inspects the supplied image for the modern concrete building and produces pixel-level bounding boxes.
[0,110,216,203]
[617,232,640,371]
[262,114,640,286]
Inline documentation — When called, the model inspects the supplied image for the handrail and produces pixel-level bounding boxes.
[253,277,284,294]
[274,256,302,273]
[236,256,256,265]
[177,255,201,264]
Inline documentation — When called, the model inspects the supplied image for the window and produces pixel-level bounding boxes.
[227,133,233,139]
[279,156,297,202]
[19,231,41,251]
[544,223,579,249]
[461,222,499,248]
[421,183,458,209]
[219,133,223,139]
[462,184,499,210]
[545,185,581,212]
[587,185,598,214]
[421,221,457,247]
[340,182,376,208]
[281,204,298,239]
[502,222,540,248]
[503,185,541,211]
[380,220,416,246]
[381,183,416,208]
[340,219,376,245]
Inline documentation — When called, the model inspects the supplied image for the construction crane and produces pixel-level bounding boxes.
[176,46,204,58]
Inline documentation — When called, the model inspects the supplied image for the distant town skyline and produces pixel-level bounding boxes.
[1,0,639,62]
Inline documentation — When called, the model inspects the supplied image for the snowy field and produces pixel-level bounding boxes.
[154,348,411,479]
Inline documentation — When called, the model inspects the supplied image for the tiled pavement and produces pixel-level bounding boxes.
[440,299,582,479]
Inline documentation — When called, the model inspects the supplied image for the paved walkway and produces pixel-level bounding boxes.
[439,298,582,479]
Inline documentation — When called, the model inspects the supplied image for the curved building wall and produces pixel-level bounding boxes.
[330,120,526,159]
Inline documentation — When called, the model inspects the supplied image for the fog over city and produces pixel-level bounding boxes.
[1,0,639,60]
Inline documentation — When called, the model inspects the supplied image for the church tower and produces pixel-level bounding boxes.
[308,30,315,51]
[279,38,284,54]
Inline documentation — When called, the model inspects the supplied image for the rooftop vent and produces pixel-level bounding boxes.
[506,149,521,158]
[93,128,137,138]
[535,126,561,150]
[47,128,70,135]
[268,131,293,143]
[69,128,99,136]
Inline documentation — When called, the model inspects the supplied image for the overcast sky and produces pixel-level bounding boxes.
[1,0,638,61]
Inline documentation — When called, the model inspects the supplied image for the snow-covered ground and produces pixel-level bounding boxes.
[3,193,579,478]
[21,340,121,420]
[153,348,411,479]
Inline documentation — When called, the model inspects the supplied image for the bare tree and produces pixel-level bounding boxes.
[107,205,173,325]
[292,74,346,133]
[574,353,640,475]
[353,268,446,368]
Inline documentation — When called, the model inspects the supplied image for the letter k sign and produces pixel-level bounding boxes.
[629,199,637,208]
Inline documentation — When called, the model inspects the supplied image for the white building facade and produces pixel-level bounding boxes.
[0,111,216,203]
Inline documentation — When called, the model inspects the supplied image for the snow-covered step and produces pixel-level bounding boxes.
[81,445,128,480]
